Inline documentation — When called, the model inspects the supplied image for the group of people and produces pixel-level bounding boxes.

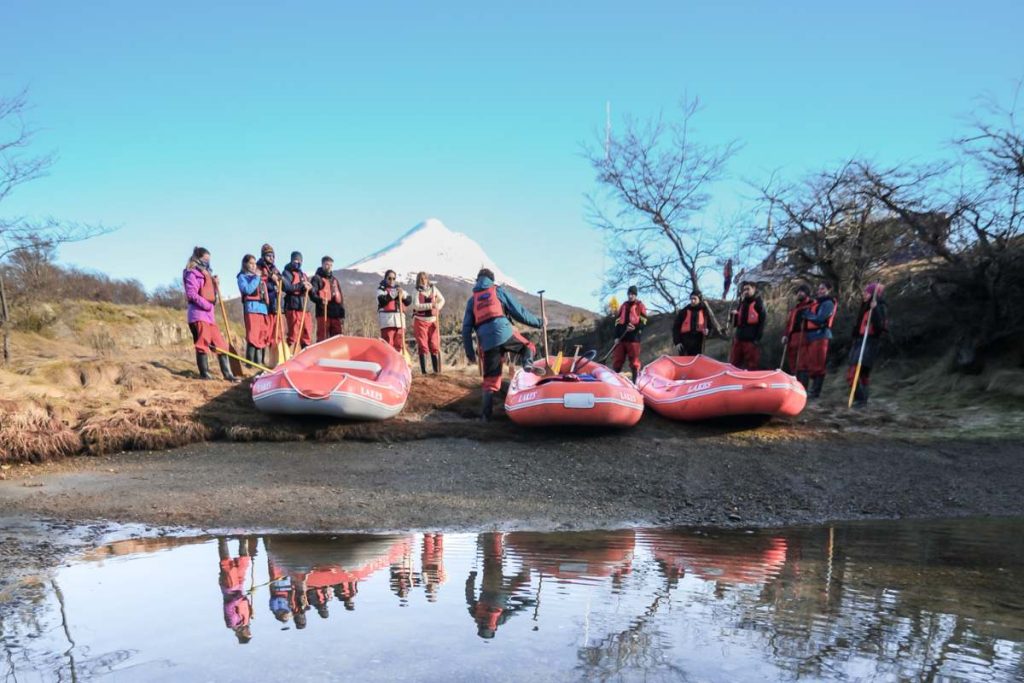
[182,245,448,380]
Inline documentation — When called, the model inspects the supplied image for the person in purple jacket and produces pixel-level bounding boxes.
[182,246,237,381]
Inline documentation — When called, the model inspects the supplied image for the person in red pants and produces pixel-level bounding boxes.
[282,251,313,350]
[310,256,345,342]
[729,281,766,370]
[612,286,648,383]
[377,269,412,353]
[781,284,814,375]
[411,271,446,374]
[796,281,838,397]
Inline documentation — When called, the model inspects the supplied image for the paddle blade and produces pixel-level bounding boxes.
[552,351,564,374]
[228,344,245,377]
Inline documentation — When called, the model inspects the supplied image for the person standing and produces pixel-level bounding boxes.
[729,281,766,370]
[672,290,720,356]
[847,283,888,407]
[462,268,544,421]
[256,244,283,344]
[612,286,648,382]
[412,272,446,374]
[182,246,237,382]
[282,251,313,351]
[797,281,838,398]
[309,256,345,342]
[237,254,271,367]
[782,284,815,376]
[377,270,412,354]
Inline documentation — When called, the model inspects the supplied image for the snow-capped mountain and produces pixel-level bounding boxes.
[347,218,525,290]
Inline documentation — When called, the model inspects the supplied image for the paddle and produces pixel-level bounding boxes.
[268,287,291,368]
[568,344,583,373]
[537,289,550,373]
[218,347,273,374]
[291,286,310,356]
[214,279,244,377]
[397,286,413,367]
[847,287,879,408]
[777,336,789,371]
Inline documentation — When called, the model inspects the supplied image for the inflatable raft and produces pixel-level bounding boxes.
[251,336,411,420]
[636,354,806,421]
[504,354,644,427]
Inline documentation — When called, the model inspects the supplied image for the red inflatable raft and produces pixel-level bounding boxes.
[504,355,644,428]
[636,355,806,421]
[251,336,411,420]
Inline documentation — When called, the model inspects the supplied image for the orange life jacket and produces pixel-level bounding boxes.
[472,286,505,325]
[805,296,838,331]
[415,288,438,318]
[617,301,643,326]
[318,276,341,305]
[243,277,269,304]
[736,298,760,327]
[786,300,814,335]
[198,268,216,303]
[680,306,707,334]
[858,306,885,336]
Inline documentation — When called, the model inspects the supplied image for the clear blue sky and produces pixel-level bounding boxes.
[2,1,1022,309]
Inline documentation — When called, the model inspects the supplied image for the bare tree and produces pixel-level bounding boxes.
[586,97,740,312]
[0,90,111,364]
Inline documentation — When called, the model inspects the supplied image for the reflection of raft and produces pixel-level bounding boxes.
[637,355,806,421]
[639,530,788,586]
[266,534,412,586]
[504,357,644,427]
[505,530,636,580]
[251,336,411,420]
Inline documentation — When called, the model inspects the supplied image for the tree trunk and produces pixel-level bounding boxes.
[0,272,9,366]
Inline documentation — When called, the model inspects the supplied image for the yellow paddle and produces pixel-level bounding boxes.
[268,288,291,368]
[218,347,273,374]
[552,351,564,374]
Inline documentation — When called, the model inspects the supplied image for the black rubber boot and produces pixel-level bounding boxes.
[218,354,239,383]
[196,352,213,380]
[246,344,257,365]
[481,390,494,422]
[419,354,428,375]
[809,376,824,399]
[431,354,440,373]
[796,371,809,390]
[257,348,266,367]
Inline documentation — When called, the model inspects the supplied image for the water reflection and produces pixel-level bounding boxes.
[2,520,1023,681]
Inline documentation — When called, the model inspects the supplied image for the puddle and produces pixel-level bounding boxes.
[2,519,1023,681]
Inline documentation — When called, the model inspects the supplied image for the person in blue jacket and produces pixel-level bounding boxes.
[462,268,545,421]
[796,281,838,398]
[237,254,271,367]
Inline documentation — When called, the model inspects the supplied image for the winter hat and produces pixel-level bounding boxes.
[796,284,811,296]
[477,268,495,281]
[290,251,302,261]
[864,282,885,298]
[627,285,638,296]
[261,243,274,255]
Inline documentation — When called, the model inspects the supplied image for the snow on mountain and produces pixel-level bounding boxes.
[347,218,525,290]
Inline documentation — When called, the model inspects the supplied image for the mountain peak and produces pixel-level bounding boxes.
[347,219,525,290]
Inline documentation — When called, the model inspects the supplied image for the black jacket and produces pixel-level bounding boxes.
[310,268,345,319]
[733,296,766,342]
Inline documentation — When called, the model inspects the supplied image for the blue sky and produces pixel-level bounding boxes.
[1,1,1022,309]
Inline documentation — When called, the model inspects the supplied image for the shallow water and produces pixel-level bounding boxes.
[2,519,1023,682]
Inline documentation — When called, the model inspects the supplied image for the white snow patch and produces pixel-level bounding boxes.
[347,218,525,290]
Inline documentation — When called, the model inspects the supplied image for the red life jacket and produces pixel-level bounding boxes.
[736,298,760,327]
[197,268,216,303]
[415,288,438,318]
[786,300,814,335]
[617,301,643,326]
[472,286,505,325]
[318,276,341,305]
[243,276,269,304]
[805,296,838,331]
[858,306,885,336]
[380,288,401,313]
[680,306,707,334]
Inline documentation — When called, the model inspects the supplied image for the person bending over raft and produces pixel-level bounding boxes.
[782,284,814,374]
[729,280,766,370]
[282,251,314,351]
[237,254,271,367]
[309,256,345,342]
[847,282,888,408]
[412,271,446,374]
[796,281,838,398]
[462,268,544,421]
[256,243,283,332]
[377,270,413,354]
[612,286,648,383]
[182,246,238,381]
[673,290,720,356]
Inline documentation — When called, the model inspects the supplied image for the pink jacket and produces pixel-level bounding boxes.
[183,267,216,324]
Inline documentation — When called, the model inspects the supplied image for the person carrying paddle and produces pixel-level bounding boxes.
[237,254,272,368]
[282,251,314,351]
[412,271,446,375]
[782,284,815,377]
[182,246,238,382]
[462,268,544,421]
[847,282,888,408]
[797,281,838,398]
[729,281,766,370]
[612,286,648,383]
[377,270,413,353]
[309,256,345,342]
[672,290,720,356]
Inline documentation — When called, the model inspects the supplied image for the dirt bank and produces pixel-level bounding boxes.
[3,429,1022,532]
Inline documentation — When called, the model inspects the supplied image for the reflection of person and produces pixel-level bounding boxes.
[421,533,447,603]
[291,577,310,629]
[333,581,358,611]
[267,557,293,624]
[218,537,255,644]
[390,547,418,603]
[308,585,331,620]
[465,533,534,639]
